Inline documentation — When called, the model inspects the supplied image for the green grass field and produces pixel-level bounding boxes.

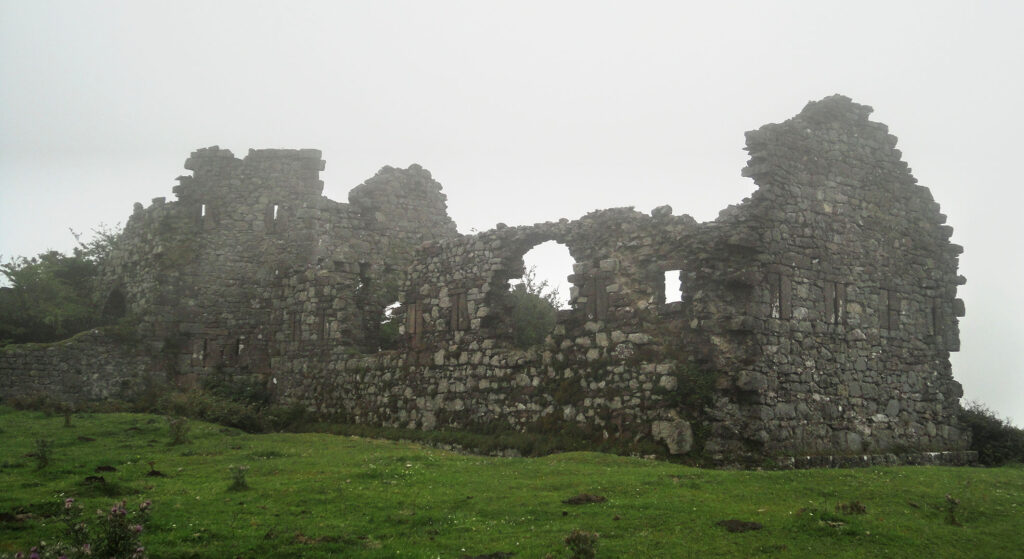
[1,407,1021,558]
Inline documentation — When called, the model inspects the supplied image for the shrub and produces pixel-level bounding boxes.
[159,387,308,434]
[945,494,961,526]
[12,497,150,558]
[958,401,1024,465]
[33,439,52,470]
[564,529,599,559]
[508,267,560,348]
[167,416,191,445]
[377,319,401,350]
[228,465,250,491]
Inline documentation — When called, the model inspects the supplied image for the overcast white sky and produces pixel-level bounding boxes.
[1,1,1021,425]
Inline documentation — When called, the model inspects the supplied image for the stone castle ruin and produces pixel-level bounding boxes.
[0,96,974,465]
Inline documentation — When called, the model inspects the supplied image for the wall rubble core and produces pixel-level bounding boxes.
[0,96,974,466]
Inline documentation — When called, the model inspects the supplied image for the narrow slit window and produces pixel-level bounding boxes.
[880,288,901,331]
[664,270,683,303]
[826,281,845,325]
[272,204,279,220]
[768,273,781,318]
[406,302,423,346]
[450,292,470,331]
[200,203,207,218]
[317,310,327,341]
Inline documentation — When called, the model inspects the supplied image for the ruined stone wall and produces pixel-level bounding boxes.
[99,148,457,385]
[0,95,972,465]
[680,96,968,460]
[273,209,719,448]
[0,331,160,404]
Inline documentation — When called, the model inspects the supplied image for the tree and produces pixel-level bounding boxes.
[0,224,122,345]
[70,222,121,264]
[508,266,560,348]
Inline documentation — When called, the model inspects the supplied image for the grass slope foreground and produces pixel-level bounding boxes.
[0,407,1021,558]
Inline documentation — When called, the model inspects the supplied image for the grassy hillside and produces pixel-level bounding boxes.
[0,407,1021,558]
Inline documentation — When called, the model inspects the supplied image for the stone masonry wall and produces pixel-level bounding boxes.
[0,331,160,404]
[0,95,972,465]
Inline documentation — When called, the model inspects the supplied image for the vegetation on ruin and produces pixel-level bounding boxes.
[1,407,1022,558]
[508,266,560,348]
[0,225,121,346]
[958,401,1024,466]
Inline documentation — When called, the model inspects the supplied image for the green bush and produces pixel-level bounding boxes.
[564,529,599,559]
[167,416,191,445]
[33,439,52,470]
[959,401,1024,465]
[0,225,122,345]
[228,465,250,491]
[508,266,560,348]
[377,319,401,350]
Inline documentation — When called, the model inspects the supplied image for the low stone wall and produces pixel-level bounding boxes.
[0,331,160,404]
[273,345,700,446]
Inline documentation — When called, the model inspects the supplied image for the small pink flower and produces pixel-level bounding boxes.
[139,500,151,511]
[64,498,75,509]
[131,524,144,533]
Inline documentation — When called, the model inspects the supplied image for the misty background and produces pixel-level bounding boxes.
[1,1,1021,424]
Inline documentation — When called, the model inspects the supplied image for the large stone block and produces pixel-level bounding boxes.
[652,419,693,454]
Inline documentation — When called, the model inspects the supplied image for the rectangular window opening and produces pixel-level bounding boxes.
[272,204,279,220]
[664,270,684,303]
[200,203,207,218]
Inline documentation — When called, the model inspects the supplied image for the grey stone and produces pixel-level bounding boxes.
[651,419,693,454]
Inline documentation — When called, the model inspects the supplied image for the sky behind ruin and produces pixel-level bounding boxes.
[2,1,1022,424]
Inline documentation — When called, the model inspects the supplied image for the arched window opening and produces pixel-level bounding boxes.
[101,288,127,321]
[512,241,573,309]
[507,241,574,348]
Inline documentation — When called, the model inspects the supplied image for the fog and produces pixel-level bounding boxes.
[1,1,1021,424]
